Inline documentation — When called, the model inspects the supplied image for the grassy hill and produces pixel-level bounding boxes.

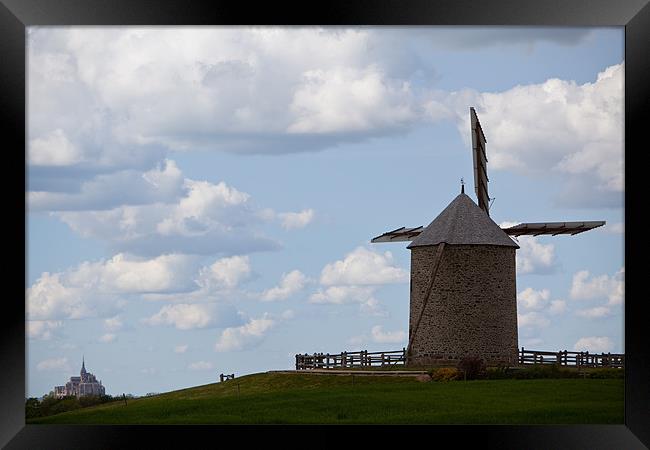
[27,372,623,424]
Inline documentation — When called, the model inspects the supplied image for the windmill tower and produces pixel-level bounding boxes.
[371,108,605,367]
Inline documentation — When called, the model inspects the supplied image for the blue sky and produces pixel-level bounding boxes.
[26,26,624,397]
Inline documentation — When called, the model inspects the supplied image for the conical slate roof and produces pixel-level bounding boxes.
[407,193,519,249]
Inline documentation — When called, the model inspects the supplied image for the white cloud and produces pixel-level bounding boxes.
[309,285,375,305]
[576,306,611,319]
[601,222,624,234]
[548,299,567,315]
[517,311,550,329]
[104,315,123,332]
[500,223,556,275]
[196,255,252,291]
[27,320,63,340]
[174,344,189,353]
[319,246,408,286]
[260,270,308,301]
[359,298,388,317]
[142,303,240,330]
[29,128,84,166]
[27,253,202,321]
[55,178,281,257]
[99,333,116,343]
[27,272,98,320]
[188,361,214,371]
[28,28,619,211]
[278,209,315,230]
[28,159,184,212]
[573,336,613,353]
[37,357,70,371]
[442,63,624,207]
[66,253,199,294]
[287,66,418,134]
[570,267,624,305]
[214,315,276,352]
[370,325,406,344]
[213,310,293,352]
[517,287,550,310]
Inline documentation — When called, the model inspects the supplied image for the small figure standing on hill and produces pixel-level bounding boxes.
[122,393,127,406]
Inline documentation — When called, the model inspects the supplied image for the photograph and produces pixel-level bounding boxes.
[2,0,648,448]
[24,25,625,425]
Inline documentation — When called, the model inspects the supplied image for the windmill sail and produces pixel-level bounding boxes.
[371,221,606,243]
[370,226,424,243]
[471,107,490,216]
[502,221,606,237]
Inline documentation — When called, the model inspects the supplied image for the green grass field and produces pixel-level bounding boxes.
[28,372,623,424]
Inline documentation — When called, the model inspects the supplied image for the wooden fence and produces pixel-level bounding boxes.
[518,348,624,368]
[295,349,406,370]
[295,347,625,370]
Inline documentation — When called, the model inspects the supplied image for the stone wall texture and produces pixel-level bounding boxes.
[408,244,518,366]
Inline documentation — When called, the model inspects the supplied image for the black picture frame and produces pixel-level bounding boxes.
[2,1,648,448]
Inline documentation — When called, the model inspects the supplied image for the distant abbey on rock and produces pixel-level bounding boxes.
[54,357,105,398]
[371,107,605,367]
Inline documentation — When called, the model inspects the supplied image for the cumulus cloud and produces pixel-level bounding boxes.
[309,246,405,316]
[601,222,624,234]
[104,315,124,332]
[319,246,408,286]
[99,333,116,343]
[278,209,315,230]
[370,325,406,344]
[573,336,613,353]
[214,310,293,352]
[27,253,201,321]
[28,28,620,211]
[517,311,550,329]
[188,361,214,371]
[29,128,84,166]
[576,306,611,319]
[500,222,557,274]
[28,159,184,211]
[517,287,550,310]
[27,320,63,340]
[548,299,567,315]
[309,285,375,305]
[196,255,252,291]
[570,267,624,305]
[442,63,623,207]
[55,177,282,257]
[260,270,308,301]
[142,303,242,330]
[359,298,389,317]
[37,357,70,371]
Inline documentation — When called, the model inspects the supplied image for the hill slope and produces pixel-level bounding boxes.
[28,372,623,424]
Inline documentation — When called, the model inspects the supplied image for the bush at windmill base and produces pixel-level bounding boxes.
[430,367,461,381]
[457,356,487,380]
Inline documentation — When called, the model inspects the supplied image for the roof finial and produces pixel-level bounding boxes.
[460,177,465,194]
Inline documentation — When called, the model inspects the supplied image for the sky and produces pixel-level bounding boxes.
[26,26,624,398]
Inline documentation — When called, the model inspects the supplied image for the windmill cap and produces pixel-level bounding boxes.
[407,193,519,249]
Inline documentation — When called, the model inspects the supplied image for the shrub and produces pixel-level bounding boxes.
[486,366,511,380]
[587,368,624,379]
[457,356,487,380]
[511,365,580,379]
[431,367,460,381]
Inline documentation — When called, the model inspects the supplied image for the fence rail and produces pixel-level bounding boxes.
[295,349,406,370]
[518,348,624,368]
[295,348,625,370]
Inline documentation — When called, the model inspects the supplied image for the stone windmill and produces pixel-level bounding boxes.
[371,108,605,367]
